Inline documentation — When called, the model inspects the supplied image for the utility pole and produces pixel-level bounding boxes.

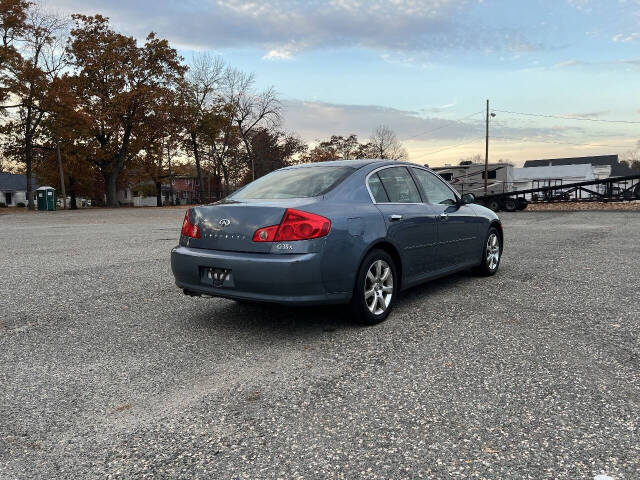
[56,141,67,209]
[484,99,489,195]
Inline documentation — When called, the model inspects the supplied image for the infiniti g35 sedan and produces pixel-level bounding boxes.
[171,160,503,324]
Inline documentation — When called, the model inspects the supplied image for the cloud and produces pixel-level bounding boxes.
[262,49,293,60]
[613,32,640,42]
[551,58,640,70]
[563,111,611,118]
[47,0,541,58]
[281,100,579,144]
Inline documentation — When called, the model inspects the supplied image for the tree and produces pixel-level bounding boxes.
[302,134,374,163]
[199,101,242,197]
[180,53,225,203]
[242,128,306,181]
[225,68,281,180]
[620,141,640,170]
[369,125,408,160]
[0,0,29,100]
[0,5,67,209]
[66,14,185,207]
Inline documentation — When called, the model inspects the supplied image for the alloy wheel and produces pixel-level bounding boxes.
[364,259,393,315]
[486,233,500,270]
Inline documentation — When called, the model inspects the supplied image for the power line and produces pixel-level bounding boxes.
[412,138,483,160]
[493,109,640,125]
[403,111,484,141]
[493,135,634,149]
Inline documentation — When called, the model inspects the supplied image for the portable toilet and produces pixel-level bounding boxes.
[36,186,56,211]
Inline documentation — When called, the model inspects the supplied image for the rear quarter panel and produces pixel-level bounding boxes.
[315,203,387,294]
[311,165,390,295]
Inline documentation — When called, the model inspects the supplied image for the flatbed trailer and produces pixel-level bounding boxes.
[474,173,640,211]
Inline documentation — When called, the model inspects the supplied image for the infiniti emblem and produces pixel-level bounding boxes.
[219,218,231,227]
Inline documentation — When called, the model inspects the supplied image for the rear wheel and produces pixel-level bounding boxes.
[516,198,528,210]
[350,249,397,325]
[477,227,501,276]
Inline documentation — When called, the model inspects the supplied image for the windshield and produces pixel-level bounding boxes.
[230,166,355,199]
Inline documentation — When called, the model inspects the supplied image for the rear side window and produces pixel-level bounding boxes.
[367,174,389,202]
[231,166,355,199]
[371,167,422,203]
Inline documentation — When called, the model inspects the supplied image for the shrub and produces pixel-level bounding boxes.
[16,202,25,207]
[0,202,7,208]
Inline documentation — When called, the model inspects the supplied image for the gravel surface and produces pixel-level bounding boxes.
[1,208,638,479]
[528,201,640,211]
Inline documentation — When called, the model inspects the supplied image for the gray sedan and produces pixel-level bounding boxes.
[171,160,502,324]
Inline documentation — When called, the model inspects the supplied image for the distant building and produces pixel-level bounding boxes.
[0,172,38,206]
[171,174,223,205]
[522,154,638,178]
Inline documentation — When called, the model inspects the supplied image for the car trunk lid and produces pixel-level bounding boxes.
[185,199,318,253]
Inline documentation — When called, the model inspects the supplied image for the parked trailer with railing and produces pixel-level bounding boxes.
[474,173,640,212]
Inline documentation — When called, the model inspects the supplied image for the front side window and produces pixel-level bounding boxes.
[372,167,422,203]
[412,168,457,205]
[231,166,354,200]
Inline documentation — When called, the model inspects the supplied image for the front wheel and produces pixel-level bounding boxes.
[350,249,397,325]
[477,227,501,276]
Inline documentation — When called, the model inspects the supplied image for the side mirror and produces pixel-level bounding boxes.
[461,193,476,204]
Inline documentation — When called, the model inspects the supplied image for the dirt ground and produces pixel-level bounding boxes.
[527,200,640,211]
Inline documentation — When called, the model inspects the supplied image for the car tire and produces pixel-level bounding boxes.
[350,249,397,325]
[477,227,501,276]
[503,197,517,212]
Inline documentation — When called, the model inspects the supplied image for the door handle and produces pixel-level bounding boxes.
[389,214,403,221]
[439,213,449,221]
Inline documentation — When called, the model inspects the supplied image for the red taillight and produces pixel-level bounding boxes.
[181,210,200,239]
[252,225,278,242]
[252,209,331,242]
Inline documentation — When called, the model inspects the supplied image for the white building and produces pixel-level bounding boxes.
[0,172,38,206]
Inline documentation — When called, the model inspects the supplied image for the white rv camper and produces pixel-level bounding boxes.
[430,162,515,196]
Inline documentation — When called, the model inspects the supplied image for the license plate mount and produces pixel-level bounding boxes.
[200,267,234,288]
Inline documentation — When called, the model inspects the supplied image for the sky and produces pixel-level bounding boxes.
[46,0,640,166]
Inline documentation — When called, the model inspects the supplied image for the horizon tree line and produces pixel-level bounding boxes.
[0,0,408,209]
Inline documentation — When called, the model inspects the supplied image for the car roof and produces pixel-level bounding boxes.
[287,159,416,169]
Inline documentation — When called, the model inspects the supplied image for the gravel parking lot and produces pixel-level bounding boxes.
[1,208,639,479]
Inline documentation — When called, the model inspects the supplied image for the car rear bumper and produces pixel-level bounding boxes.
[170,246,350,306]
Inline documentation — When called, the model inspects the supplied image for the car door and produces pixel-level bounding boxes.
[368,166,439,280]
[410,167,480,270]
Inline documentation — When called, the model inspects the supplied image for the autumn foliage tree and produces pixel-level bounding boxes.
[302,134,375,163]
[246,128,306,180]
[2,3,410,208]
[66,14,185,207]
[1,2,67,208]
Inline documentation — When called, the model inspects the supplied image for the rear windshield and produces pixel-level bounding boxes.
[230,166,355,199]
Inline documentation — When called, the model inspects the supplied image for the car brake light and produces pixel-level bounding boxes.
[252,225,278,242]
[252,209,331,242]
[181,210,200,239]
